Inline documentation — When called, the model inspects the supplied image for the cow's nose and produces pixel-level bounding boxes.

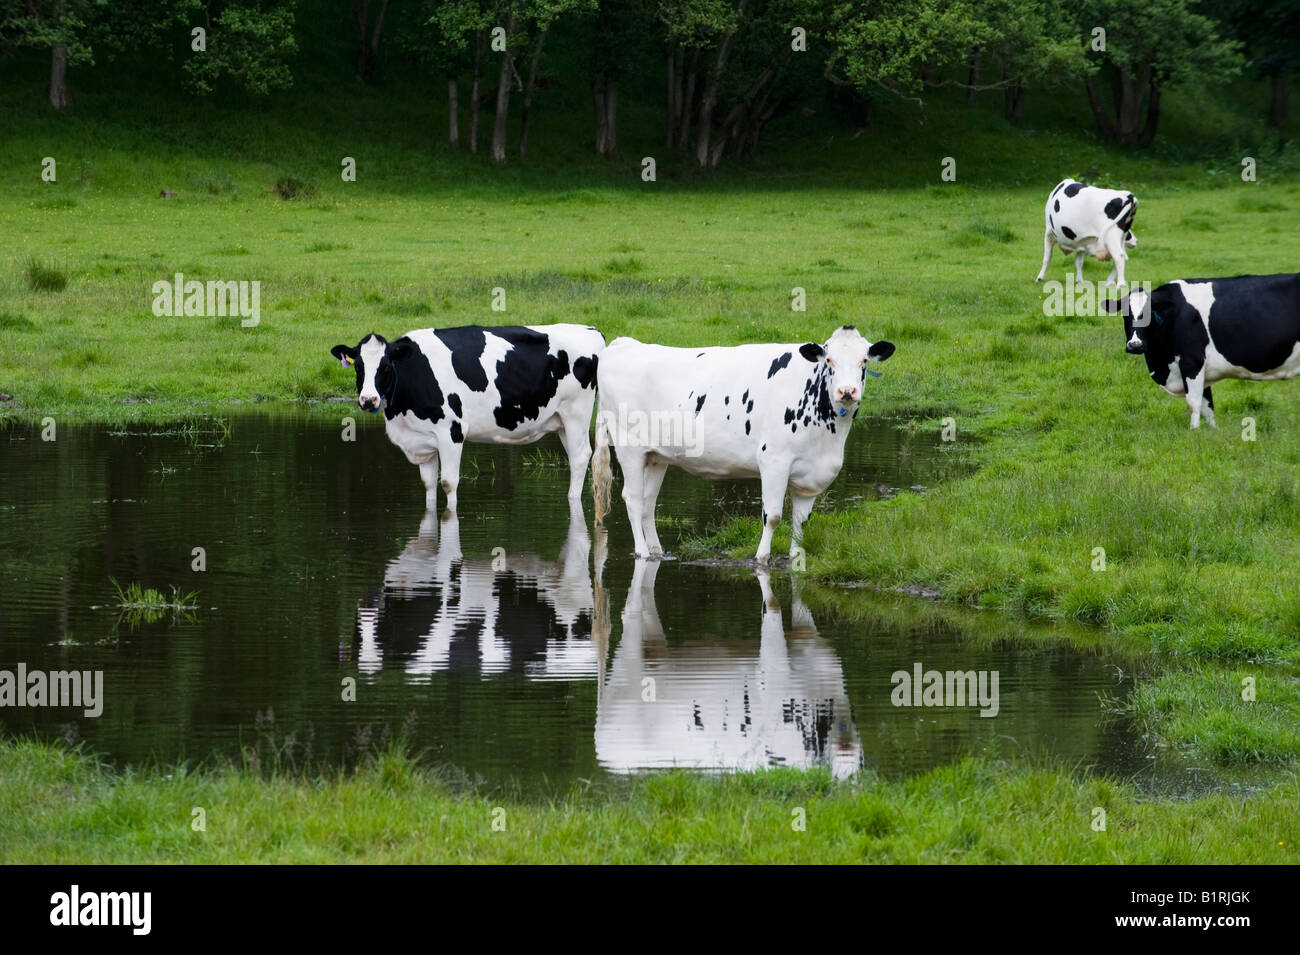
[1126,339,1144,354]
[837,387,859,402]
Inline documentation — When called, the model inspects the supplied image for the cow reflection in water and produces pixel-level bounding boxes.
[356,506,598,678]
[594,560,862,778]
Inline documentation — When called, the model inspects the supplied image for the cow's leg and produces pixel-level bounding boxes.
[558,415,593,501]
[617,448,651,557]
[1183,370,1206,429]
[789,493,817,559]
[438,441,464,513]
[419,455,441,510]
[756,459,791,564]
[1035,232,1055,282]
[1201,386,1217,429]
[1103,231,1127,286]
[1074,251,1086,283]
[640,459,669,557]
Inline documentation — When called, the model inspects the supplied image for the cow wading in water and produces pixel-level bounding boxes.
[1036,178,1137,286]
[1106,273,1300,429]
[331,324,603,511]
[592,326,895,562]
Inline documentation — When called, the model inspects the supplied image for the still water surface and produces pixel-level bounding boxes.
[0,412,1210,793]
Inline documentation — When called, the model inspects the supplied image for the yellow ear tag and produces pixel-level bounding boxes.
[341,355,351,368]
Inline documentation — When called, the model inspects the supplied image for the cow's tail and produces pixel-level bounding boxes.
[592,396,613,526]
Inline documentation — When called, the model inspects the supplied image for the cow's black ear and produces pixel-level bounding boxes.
[868,340,895,362]
[799,342,825,362]
[330,344,355,363]
[1100,296,1125,315]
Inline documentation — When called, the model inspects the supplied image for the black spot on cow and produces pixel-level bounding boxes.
[1064,182,1086,198]
[784,408,796,425]
[761,443,766,452]
[1050,181,1067,198]
[746,399,754,413]
[434,326,490,392]
[742,389,750,405]
[791,422,797,433]
[744,420,751,434]
[573,354,598,389]
[1061,225,1077,240]
[1054,199,1060,213]
[450,420,464,443]
[484,328,568,431]
[380,337,445,424]
[695,393,707,415]
[1103,196,1125,220]
[447,393,462,417]
[1048,213,1054,232]
[697,351,705,358]
[768,352,792,378]
[724,395,730,405]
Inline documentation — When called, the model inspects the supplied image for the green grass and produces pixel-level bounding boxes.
[1,740,1295,863]
[108,578,199,626]
[1,54,1299,859]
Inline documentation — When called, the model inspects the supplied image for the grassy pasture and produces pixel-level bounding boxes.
[2,67,1299,861]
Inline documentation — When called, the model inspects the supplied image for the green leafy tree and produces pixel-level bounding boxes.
[184,0,298,96]
[1218,0,1299,127]
[1077,0,1240,147]
[964,0,1090,121]
[0,0,101,108]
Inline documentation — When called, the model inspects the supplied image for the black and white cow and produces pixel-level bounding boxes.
[591,326,895,562]
[1035,178,1137,285]
[1107,273,1300,429]
[331,324,603,510]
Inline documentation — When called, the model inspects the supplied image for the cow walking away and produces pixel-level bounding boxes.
[592,326,895,562]
[1107,274,1300,429]
[1036,178,1137,286]
[331,324,603,511]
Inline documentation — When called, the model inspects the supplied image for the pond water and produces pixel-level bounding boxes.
[0,411,1217,794]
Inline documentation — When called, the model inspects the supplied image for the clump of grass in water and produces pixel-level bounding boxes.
[522,447,568,468]
[25,258,68,292]
[109,578,198,626]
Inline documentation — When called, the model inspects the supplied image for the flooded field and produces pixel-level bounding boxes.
[0,412,1220,794]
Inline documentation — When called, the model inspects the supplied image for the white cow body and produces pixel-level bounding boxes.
[1035,178,1138,286]
[592,326,894,562]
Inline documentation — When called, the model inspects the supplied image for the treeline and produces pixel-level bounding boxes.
[2,0,1295,165]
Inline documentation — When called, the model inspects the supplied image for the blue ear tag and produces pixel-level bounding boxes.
[864,368,883,378]
[839,407,847,416]
[1151,310,1164,326]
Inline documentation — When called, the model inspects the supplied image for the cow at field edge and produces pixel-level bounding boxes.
[1106,273,1300,429]
[331,324,603,510]
[1035,178,1137,286]
[592,325,895,562]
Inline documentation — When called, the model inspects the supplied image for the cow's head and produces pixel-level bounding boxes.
[330,333,416,413]
[799,326,895,411]
[1102,288,1156,354]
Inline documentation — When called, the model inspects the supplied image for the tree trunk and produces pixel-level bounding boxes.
[665,49,679,149]
[518,27,547,160]
[490,16,517,164]
[354,0,370,81]
[694,0,747,169]
[49,42,70,110]
[1137,81,1160,148]
[469,30,485,154]
[1083,73,1117,140]
[448,75,460,147]
[1003,83,1025,122]
[967,49,981,105]
[1270,69,1290,128]
[595,70,618,155]
[678,48,700,154]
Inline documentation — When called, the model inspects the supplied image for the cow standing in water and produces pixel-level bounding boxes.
[592,325,895,562]
[1108,274,1300,429]
[1035,178,1137,286]
[331,324,603,511]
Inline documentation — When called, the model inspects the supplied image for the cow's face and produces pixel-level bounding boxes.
[1105,289,1151,354]
[331,333,393,413]
[805,326,895,410]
